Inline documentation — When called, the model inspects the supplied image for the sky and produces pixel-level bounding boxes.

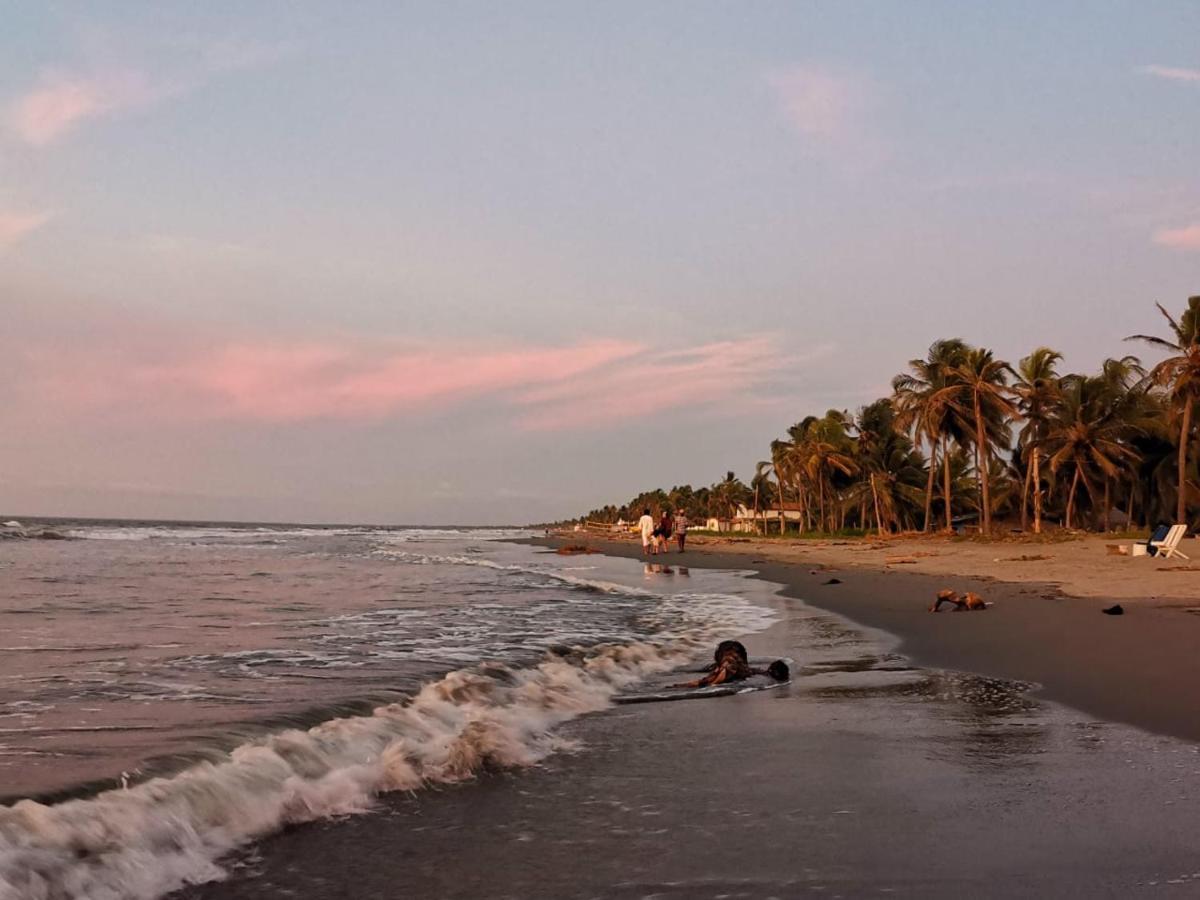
[2,2,1198,525]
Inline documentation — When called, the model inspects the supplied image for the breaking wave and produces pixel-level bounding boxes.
[0,530,780,899]
[0,641,701,900]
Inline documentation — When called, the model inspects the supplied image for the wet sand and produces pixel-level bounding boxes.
[178,540,1200,899]
[539,534,1200,746]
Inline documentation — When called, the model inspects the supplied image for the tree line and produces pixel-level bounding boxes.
[576,296,1200,536]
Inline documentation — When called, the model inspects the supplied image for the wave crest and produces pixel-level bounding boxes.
[0,641,692,900]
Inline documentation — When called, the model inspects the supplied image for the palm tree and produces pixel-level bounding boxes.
[1128,297,1200,525]
[847,399,927,534]
[1013,347,1063,533]
[1043,375,1141,529]
[893,339,970,532]
[933,347,1018,533]
[751,461,777,533]
[709,471,750,522]
[800,412,858,532]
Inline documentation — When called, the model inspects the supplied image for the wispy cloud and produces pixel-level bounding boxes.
[1153,222,1200,251]
[151,339,645,422]
[13,332,815,430]
[514,337,814,430]
[0,210,52,249]
[7,37,298,146]
[764,64,885,170]
[1139,64,1200,84]
[8,69,163,145]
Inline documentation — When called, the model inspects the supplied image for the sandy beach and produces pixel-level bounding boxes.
[167,534,1200,899]
[538,532,1200,746]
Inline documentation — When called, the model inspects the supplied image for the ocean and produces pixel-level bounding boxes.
[0,523,780,898]
[8,523,1200,899]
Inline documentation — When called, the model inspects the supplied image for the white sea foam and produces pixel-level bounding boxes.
[0,642,695,900]
[0,530,779,899]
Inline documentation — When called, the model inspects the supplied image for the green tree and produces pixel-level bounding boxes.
[893,339,970,532]
[1012,347,1063,533]
[1043,374,1141,529]
[933,347,1018,533]
[1128,296,1200,525]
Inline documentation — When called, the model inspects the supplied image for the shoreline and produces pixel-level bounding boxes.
[532,532,1200,746]
[177,536,1200,899]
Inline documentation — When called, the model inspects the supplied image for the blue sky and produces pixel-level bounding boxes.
[2,2,1198,523]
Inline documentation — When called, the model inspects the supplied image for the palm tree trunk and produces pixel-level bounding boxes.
[1066,466,1081,530]
[1177,398,1192,525]
[870,473,885,536]
[1020,450,1032,531]
[817,480,826,534]
[942,435,953,532]
[1032,448,1043,534]
[1126,483,1135,532]
[922,435,936,532]
[1103,477,1111,532]
[973,392,991,533]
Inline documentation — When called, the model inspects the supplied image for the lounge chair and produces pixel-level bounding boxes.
[1150,524,1190,560]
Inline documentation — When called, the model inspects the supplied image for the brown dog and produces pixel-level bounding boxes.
[928,589,987,612]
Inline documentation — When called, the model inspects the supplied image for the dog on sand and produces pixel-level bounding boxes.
[928,589,987,612]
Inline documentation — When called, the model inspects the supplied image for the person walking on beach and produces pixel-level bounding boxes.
[655,510,673,554]
[673,510,688,553]
[638,507,656,556]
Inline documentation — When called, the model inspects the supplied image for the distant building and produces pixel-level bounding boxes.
[732,503,805,532]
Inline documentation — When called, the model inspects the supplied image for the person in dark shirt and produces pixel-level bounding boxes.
[678,640,789,688]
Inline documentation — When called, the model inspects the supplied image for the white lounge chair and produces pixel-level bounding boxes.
[1151,524,1190,560]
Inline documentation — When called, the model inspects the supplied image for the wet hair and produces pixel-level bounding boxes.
[766,659,790,681]
[643,507,651,515]
[713,640,748,665]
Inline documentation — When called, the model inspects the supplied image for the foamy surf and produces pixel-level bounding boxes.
[0,528,782,899]
[0,641,703,900]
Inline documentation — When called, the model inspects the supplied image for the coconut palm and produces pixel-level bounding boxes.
[1013,347,1063,533]
[847,399,927,534]
[709,471,751,522]
[1043,375,1141,529]
[893,339,970,532]
[799,412,858,532]
[1127,296,1200,525]
[932,347,1018,533]
[751,461,778,533]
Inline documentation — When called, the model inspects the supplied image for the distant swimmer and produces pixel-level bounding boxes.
[677,640,790,688]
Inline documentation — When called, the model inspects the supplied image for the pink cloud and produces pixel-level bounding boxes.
[1139,65,1200,84]
[0,210,51,248]
[766,65,860,141]
[147,339,644,421]
[1153,222,1200,251]
[8,39,298,146]
[13,332,811,431]
[764,64,885,171]
[8,70,159,145]
[513,337,798,430]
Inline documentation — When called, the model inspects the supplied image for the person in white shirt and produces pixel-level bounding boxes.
[638,507,656,556]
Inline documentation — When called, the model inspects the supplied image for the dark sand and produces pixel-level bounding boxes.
[177,537,1200,899]
[543,535,1200,747]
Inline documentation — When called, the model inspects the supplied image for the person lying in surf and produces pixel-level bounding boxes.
[678,640,790,688]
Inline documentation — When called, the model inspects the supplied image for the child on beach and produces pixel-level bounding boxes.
[653,510,673,553]
[677,640,790,688]
[638,507,656,556]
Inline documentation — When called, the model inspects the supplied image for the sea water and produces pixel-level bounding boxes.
[0,524,780,899]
